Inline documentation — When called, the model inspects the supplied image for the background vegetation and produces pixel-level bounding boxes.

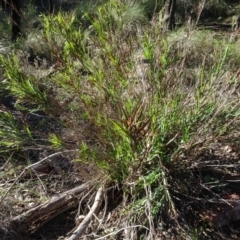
[0,0,240,239]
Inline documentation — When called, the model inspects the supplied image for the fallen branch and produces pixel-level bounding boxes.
[9,181,94,230]
[67,186,104,240]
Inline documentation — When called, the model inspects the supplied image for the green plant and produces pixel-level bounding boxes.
[1,0,240,238]
[0,110,33,149]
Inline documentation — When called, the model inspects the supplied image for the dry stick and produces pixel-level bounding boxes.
[94,225,150,240]
[0,152,13,171]
[26,149,77,169]
[195,0,206,27]
[12,181,92,224]
[68,186,104,240]
[76,187,95,217]
[143,177,155,240]
[0,150,77,204]
[0,169,26,205]
[31,167,48,194]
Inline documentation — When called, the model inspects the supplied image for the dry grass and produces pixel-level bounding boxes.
[1,0,240,239]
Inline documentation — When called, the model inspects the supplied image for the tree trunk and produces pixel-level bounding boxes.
[49,0,53,13]
[11,0,21,42]
[164,0,176,30]
[2,0,8,12]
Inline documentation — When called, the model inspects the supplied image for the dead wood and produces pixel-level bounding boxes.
[9,181,94,231]
[67,186,104,240]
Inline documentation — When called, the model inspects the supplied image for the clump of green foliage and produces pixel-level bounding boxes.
[1,0,240,238]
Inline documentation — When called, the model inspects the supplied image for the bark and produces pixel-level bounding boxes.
[2,0,5,10]
[1,0,10,12]
[67,186,104,240]
[164,0,176,30]
[9,181,93,230]
[11,0,21,41]
[2,0,21,41]
[49,0,53,13]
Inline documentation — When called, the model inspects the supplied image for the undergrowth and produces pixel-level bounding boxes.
[1,0,240,239]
